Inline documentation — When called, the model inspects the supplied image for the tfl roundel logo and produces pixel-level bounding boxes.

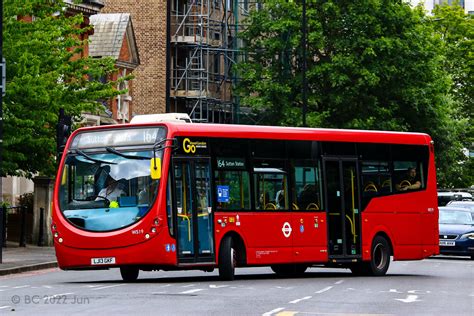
[282,222,292,238]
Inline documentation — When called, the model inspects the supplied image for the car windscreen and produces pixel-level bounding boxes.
[439,209,474,225]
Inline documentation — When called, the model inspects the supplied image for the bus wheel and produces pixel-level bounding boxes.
[120,266,139,282]
[368,235,391,276]
[219,236,236,281]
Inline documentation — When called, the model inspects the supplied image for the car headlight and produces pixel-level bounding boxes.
[460,232,474,240]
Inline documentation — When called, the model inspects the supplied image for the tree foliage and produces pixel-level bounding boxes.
[430,3,473,187]
[236,0,470,187]
[2,0,122,177]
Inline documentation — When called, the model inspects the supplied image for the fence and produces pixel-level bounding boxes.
[0,205,46,248]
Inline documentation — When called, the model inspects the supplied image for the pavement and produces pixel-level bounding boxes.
[0,242,57,276]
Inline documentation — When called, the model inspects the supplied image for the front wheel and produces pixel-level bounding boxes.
[218,236,236,281]
[120,266,139,282]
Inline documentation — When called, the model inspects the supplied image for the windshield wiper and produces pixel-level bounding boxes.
[75,150,117,164]
[105,147,149,160]
[153,138,177,151]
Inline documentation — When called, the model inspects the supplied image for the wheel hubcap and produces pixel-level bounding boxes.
[373,243,386,270]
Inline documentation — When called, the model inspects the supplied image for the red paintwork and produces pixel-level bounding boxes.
[53,122,438,271]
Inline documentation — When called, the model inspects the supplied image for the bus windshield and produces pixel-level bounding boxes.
[58,127,166,232]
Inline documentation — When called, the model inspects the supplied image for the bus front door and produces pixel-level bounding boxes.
[173,158,215,264]
[323,158,362,260]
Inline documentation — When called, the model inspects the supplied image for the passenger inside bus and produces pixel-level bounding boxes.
[275,179,286,209]
[396,167,421,191]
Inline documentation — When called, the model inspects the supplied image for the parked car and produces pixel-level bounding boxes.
[437,191,473,206]
[439,207,474,260]
[446,201,474,217]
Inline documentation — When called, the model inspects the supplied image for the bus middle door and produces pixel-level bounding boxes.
[323,158,362,261]
[173,158,215,264]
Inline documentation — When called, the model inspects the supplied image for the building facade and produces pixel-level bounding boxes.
[102,0,251,123]
[101,1,168,116]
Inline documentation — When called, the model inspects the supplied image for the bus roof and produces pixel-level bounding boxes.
[166,122,432,145]
[73,121,432,146]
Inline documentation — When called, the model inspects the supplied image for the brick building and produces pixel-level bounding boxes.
[102,0,251,123]
[101,1,168,116]
[89,13,140,123]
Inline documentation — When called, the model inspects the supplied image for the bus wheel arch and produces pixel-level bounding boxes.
[218,232,246,281]
[352,232,392,276]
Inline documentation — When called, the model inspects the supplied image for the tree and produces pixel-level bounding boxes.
[236,0,461,186]
[431,2,473,188]
[2,0,122,178]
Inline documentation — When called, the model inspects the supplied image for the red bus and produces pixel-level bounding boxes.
[52,118,439,281]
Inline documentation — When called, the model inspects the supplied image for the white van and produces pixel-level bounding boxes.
[437,191,473,206]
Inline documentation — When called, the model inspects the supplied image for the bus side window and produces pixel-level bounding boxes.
[293,164,322,211]
[214,170,250,211]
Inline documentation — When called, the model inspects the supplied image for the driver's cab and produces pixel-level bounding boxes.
[58,127,166,232]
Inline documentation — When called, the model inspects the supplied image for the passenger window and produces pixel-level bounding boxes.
[293,163,323,211]
[393,161,424,192]
[254,160,288,211]
[214,158,251,211]
[361,161,392,196]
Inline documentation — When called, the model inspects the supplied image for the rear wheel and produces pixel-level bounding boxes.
[218,236,236,281]
[120,266,139,282]
[351,235,391,276]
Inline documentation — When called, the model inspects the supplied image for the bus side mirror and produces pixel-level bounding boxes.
[150,158,162,180]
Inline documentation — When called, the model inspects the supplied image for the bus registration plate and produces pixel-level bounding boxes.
[91,257,116,265]
[439,240,455,246]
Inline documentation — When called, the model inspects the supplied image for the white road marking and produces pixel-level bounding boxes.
[315,286,333,294]
[389,289,403,293]
[83,284,103,288]
[276,286,294,290]
[43,293,74,301]
[262,307,284,316]
[395,295,421,303]
[289,296,312,304]
[181,284,195,288]
[0,286,8,288]
[209,284,229,289]
[13,285,30,289]
[408,290,430,294]
[0,306,11,310]
[334,280,344,285]
[155,284,172,289]
[42,285,52,289]
[180,288,204,294]
[91,284,126,291]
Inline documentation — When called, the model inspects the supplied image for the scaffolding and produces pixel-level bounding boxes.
[170,0,252,123]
